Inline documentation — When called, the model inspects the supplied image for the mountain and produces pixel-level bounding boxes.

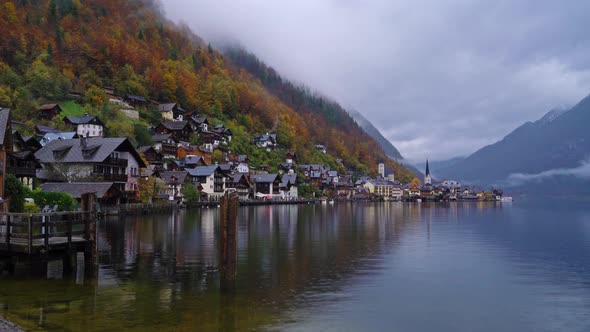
[222,46,415,182]
[436,96,590,191]
[0,0,414,182]
[348,110,403,159]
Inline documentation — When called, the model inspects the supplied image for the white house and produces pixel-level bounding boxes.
[64,115,104,137]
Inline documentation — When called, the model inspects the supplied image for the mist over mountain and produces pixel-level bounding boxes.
[348,110,403,160]
[435,94,590,193]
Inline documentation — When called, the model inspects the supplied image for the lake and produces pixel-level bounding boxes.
[1,201,590,331]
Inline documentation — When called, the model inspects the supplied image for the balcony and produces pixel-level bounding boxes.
[102,157,128,167]
[93,173,128,182]
[6,166,37,177]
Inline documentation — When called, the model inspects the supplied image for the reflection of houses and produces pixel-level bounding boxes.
[186,165,226,199]
[251,174,280,197]
[159,171,189,201]
[35,137,146,198]
[64,115,105,137]
[41,182,123,206]
[154,121,192,142]
[39,103,62,120]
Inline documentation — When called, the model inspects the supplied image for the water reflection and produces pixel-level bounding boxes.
[0,201,589,331]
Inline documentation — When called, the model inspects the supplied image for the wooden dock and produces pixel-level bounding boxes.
[0,211,95,256]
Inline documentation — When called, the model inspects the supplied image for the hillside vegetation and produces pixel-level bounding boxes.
[0,0,413,182]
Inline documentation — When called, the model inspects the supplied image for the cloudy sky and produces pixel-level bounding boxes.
[161,0,590,162]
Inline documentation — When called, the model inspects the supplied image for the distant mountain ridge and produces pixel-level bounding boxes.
[436,94,590,192]
[348,110,403,160]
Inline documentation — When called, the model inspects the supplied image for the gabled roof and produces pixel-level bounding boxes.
[152,133,179,143]
[39,103,61,111]
[35,137,146,167]
[186,165,220,177]
[137,146,156,154]
[280,173,297,187]
[184,155,204,166]
[40,132,77,146]
[126,94,146,102]
[64,115,104,126]
[0,108,10,145]
[250,174,278,183]
[41,182,119,199]
[158,103,177,112]
[35,125,62,135]
[160,171,188,184]
[159,121,190,131]
[191,115,208,124]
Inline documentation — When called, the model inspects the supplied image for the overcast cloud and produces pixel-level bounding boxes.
[161,0,590,161]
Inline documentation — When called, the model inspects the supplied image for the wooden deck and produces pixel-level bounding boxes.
[0,211,96,257]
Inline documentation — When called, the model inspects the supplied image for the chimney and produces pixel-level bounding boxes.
[80,132,89,147]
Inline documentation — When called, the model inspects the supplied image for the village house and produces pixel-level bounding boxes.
[279,173,298,199]
[251,174,280,198]
[0,109,12,199]
[8,131,41,189]
[154,121,193,142]
[211,124,233,142]
[253,133,277,151]
[35,137,146,200]
[137,146,163,164]
[42,182,123,206]
[200,131,224,151]
[186,165,226,199]
[158,103,186,121]
[225,173,251,200]
[152,133,179,159]
[159,171,189,201]
[188,114,209,132]
[124,94,148,108]
[64,115,105,137]
[38,103,62,120]
[236,162,249,174]
[315,144,327,154]
[35,125,62,138]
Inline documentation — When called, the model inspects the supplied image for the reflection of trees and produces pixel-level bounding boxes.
[1,203,454,330]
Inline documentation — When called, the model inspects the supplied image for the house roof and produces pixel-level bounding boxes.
[126,94,147,102]
[0,108,10,145]
[238,155,248,163]
[39,103,61,111]
[280,173,297,187]
[40,132,77,146]
[186,165,220,177]
[159,171,188,184]
[35,125,62,135]
[152,133,178,143]
[137,146,155,154]
[184,155,204,165]
[250,174,278,183]
[41,182,119,199]
[35,137,146,167]
[191,115,208,124]
[158,103,177,112]
[159,121,189,131]
[64,115,104,126]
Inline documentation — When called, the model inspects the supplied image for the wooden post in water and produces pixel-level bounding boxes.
[219,192,239,285]
[219,192,238,331]
[81,193,98,277]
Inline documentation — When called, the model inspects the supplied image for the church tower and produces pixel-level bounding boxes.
[424,159,432,185]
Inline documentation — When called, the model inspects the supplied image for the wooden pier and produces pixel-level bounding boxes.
[0,194,97,277]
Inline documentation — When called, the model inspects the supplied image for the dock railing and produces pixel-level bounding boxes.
[0,211,96,255]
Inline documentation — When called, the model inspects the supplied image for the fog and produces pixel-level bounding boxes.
[160,0,590,162]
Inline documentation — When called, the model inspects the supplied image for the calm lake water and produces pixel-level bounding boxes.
[1,201,590,331]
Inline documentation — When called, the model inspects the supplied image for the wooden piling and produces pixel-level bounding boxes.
[219,192,239,285]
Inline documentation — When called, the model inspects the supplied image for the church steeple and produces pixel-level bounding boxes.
[424,159,432,185]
